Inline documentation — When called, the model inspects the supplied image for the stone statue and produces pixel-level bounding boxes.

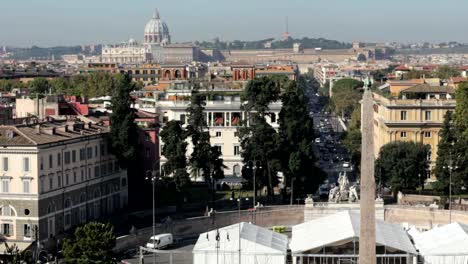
[338,171,350,192]
[349,184,359,202]
[328,185,340,202]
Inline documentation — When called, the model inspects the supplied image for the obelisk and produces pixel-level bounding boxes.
[359,85,376,264]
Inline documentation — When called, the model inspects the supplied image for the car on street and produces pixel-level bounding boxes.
[342,161,350,168]
[145,233,173,249]
[315,138,321,143]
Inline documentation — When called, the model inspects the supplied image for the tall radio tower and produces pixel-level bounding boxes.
[283,16,290,41]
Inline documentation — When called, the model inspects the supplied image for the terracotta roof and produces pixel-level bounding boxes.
[401,84,455,94]
[144,83,170,91]
[451,77,468,84]
[395,65,410,71]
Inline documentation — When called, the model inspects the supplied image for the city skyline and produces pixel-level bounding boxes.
[2,0,468,47]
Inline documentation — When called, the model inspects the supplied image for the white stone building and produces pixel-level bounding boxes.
[0,119,128,252]
[137,87,281,181]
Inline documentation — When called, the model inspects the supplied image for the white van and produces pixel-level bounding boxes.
[145,233,173,249]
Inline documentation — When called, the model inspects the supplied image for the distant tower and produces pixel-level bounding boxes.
[282,16,290,41]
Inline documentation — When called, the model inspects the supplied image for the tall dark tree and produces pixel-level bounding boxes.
[375,141,430,194]
[279,78,325,198]
[160,120,191,192]
[62,222,116,264]
[109,74,139,169]
[29,77,51,97]
[343,106,362,171]
[330,78,363,118]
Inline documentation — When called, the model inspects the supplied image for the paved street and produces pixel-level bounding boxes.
[122,240,195,264]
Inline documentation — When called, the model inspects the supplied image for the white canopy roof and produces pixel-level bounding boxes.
[412,223,468,255]
[290,211,416,254]
[193,222,288,254]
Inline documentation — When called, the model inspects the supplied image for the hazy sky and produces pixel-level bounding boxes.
[2,0,467,47]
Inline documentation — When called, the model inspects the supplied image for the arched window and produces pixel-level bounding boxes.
[64,198,73,229]
[47,203,55,214]
[0,205,16,216]
[80,193,86,204]
[64,198,72,209]
[174,70,181,79]
[233,165,241,177]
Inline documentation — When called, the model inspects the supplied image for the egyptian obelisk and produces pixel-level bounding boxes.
[359,84,376,264]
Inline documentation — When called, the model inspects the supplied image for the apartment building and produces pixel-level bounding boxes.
[372,85,456,180]
[0,120,128,252]
[138,87,281,181]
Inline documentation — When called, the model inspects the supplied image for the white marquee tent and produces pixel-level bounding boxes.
[193,222,288,264]
[290,211,416,254]
[412,222,468,264]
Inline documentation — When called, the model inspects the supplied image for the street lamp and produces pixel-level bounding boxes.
[290,177,296,206]
[230,194,249,264]
[145,170,158,264]
[246,162,261,222]
[443,146,459,224]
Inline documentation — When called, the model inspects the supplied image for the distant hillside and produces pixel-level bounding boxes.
[6,45,102,60]
[196,37,352,50]
[395,45,468,55]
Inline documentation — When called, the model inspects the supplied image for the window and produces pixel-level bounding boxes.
[145,148,150,158]
[234,131,239,137]
[49,154,53,168]
[180,114,186,124]
[145,133,150,141]
[100,144,105,156]
[2,157,8,171]
[73,172,77,183]
[65,174,69,185]
[94,166,100,178]
[233,165,241,176]
[427,149,432,161]
[57,153,61,166]
[23,224,31,238]
[40,157,44,170]
[49,176,53,190]
[215,131,222,137]
[270,113,276,123]
[57,175,61,188]
[87,147,93,159]
[234,145,241,156]
[80,148,85,161]
[80,206,86,223]
[400,111,407,121]
[2,223,11,237]
[64,151,70,164]
[81,170,84,181]
[425,111,432,121]
[400,131,407,138]
[72,150,76,163]
[23,180,30,193]
[95,146,98,157]
[23,157,30,172]
[2,179,10,193]
[1,206,11,216]
[214,145,222,154]
[88,168,91,180]
[40,177,45,193]
[424,131,432,138]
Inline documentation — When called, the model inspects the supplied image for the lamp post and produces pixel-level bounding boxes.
[246,161,260,223]
[231,194,248,264]
[443,147,458,224]
[290,177,295,206]
[145,170,158,264]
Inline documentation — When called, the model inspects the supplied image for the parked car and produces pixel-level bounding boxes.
[145,233,173,249]
[315,138,321,143]
[342,162,350,168]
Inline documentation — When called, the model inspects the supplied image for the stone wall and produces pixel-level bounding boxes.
[114,205,304,252]
[304,202,385,222]
[385,205,468,230]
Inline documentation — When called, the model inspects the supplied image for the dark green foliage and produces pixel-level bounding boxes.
[29,77,51,96]
[375,141,430,193]
[279,78,325,196]
[330,78,363,118]
[342,106,362,171]
[436,65,460,79]
[242,76,282,115]
[454,82,468,136]
[109,74,139,169]
[196,37,351,50]
[434,109,468,194]
[160,120,191,192]
[63,222,116,264]
[186,88,225,182]
[0,80,25,92]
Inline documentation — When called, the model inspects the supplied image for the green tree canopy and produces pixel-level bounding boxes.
[29,77,51,97]
[109,74,139,169]
[330,78,363,118]
[242,76,282,115]
[436,65,460,79]
[375,141,430,193]
[343,106,362,171]
[62,222,116,264]
[160,120,191,192]
[279,78,325,197]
